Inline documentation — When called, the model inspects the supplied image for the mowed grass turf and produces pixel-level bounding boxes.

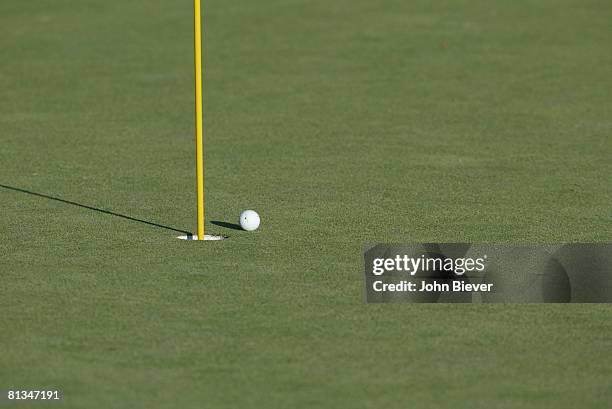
[1,0,611,408]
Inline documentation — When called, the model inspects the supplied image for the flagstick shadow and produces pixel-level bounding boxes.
[0,183,191,235]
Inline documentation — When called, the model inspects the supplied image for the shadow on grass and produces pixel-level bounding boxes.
[210,220,243,231]
[0,183,191,235]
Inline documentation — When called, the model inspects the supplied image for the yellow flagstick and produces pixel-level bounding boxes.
[194,0,205,240]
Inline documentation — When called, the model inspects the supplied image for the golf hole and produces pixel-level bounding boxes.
[177,234,227,241]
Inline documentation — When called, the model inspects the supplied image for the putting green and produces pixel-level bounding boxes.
[0,0,611,408]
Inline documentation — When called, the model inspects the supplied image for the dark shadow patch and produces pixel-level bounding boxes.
[210,220,243,231]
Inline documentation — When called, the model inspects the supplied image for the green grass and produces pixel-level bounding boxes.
[1,0,611,407]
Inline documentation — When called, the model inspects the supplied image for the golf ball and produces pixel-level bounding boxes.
[239,210,260,231]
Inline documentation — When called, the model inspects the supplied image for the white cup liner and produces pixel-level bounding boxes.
[177,234,226,241]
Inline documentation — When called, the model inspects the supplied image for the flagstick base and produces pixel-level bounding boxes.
[177,234,226,241]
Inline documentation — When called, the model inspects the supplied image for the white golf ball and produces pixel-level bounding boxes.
[239,210,260,231]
